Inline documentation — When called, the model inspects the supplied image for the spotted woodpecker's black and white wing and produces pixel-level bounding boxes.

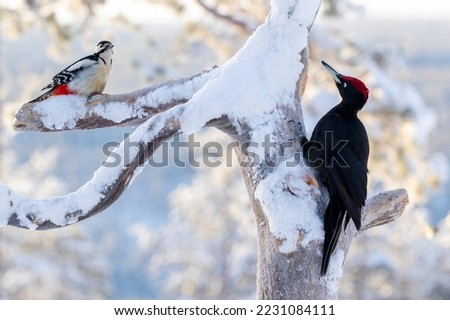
[41,54,99,91]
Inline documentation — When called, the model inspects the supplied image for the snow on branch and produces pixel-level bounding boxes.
[13,67,220,131]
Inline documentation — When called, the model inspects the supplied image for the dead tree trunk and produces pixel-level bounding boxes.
[0,0,408,299]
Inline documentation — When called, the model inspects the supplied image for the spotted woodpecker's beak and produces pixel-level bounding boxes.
[321,60,342,84]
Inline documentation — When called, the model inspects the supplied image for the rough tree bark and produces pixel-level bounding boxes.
[1,0,408,299]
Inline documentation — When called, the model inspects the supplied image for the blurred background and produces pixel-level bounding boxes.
[0,0,449,299]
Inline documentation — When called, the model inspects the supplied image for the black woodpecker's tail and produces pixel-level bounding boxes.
[28,89,54,103]
[321,195,347,276]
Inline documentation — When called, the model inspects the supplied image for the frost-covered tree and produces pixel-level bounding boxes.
[0,0,409,299]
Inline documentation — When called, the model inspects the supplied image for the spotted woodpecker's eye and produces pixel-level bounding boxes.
[343,82,347,88]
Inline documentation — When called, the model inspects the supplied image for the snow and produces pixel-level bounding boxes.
[0,183,22,227]
[320,248,345,294]
[255,162,322,253]
[33,95,154,130]
[94,101,143,123]
[34,96,88,130]
[33,94,146,130]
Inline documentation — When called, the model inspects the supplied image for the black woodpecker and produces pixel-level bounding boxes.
[303,61,369,276]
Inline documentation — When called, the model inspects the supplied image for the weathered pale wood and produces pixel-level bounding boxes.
[360,188,408,232]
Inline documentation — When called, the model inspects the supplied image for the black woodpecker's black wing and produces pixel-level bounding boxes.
[328,117,369,228]
[41,54,99,91]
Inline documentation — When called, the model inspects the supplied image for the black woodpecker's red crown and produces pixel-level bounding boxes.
[340,75,369,101]
[321,60,369,103]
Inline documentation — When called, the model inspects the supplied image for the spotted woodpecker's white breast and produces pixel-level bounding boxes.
[68,50,112,95]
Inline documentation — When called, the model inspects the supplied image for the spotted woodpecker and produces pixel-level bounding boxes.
[29,40,114,103]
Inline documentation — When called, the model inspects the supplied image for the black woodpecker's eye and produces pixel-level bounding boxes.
[343,82,347,88]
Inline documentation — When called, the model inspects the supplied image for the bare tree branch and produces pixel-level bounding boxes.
[3,109,182,230]
[360,188,408,232]
[2,109,234,230]
[196,0,257,33]
[13,67,220,132]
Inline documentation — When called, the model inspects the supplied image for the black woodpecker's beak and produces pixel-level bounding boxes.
[321,60,342,84]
